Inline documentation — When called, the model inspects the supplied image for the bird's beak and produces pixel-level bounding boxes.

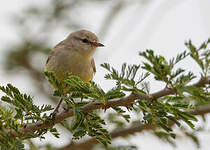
[91,42,104,47]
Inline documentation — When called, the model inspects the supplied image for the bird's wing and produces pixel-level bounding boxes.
[46,40,65,65]
[46,51,54,65]
[91,58,96,74]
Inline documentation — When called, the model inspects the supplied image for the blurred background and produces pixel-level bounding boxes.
[0,0,210,149]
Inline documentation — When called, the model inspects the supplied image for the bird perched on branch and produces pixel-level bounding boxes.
[45,29,104,85]
[45,30,104,117]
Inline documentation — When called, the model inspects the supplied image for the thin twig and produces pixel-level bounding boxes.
[50,98,63,119]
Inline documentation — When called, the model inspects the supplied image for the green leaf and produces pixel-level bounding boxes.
[185,40,204,70]
[166,116,181,127]
[73,129,86,139]
[50,128,60,138]
[185,132,200,148]
[71,107,85,130]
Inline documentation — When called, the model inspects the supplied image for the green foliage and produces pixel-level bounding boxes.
[101,38,209,139]
[44,38,209,148]
[71,108,111,146]
[137,99,197,132]
[71,107,85,131]
[185,132,200,148]
[0,137,25,150]
[67,76,126,103]
[140,50,172,83]
[107,113,126,129]
[0,106,25,150]
[49,128,60,138]
[154,131,176,146]
[85,112,111,147]
[139,38,210,87]
[45,72,126,104]
[101,63,141,88]
[185,39,210,74]
[101,63,149,94]
[44,72,114,146]
[112,107,131,123]
[0,84,53,123]
[0,38,209,149]
[0,84,53,149]
[44,71,64,95]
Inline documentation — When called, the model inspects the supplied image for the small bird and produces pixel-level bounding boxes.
[45,29,104,87]
[45,30,104,117]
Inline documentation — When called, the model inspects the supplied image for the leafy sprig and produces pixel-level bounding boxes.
[0,38,209,149]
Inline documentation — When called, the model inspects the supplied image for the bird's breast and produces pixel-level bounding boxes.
[46,50,94,83]
[67,57,93,82]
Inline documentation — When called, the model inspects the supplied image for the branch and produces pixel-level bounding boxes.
[55,106,210,150]
[5,77,210,138]
[55,124,155,150]
[56,105,210,150]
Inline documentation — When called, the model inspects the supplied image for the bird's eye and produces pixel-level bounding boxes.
[82,39,89,43]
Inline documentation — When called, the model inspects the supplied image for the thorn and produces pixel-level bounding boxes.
[50,98,63,120]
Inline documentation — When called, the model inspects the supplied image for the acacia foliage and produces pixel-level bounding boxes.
[0,39,209,150]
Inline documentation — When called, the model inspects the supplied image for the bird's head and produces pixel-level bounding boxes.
[65,30,104,57]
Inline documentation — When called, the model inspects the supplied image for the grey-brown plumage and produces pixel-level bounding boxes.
[45,30,104,87]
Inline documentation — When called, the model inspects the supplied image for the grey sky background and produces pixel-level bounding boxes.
[0,0,210,149]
